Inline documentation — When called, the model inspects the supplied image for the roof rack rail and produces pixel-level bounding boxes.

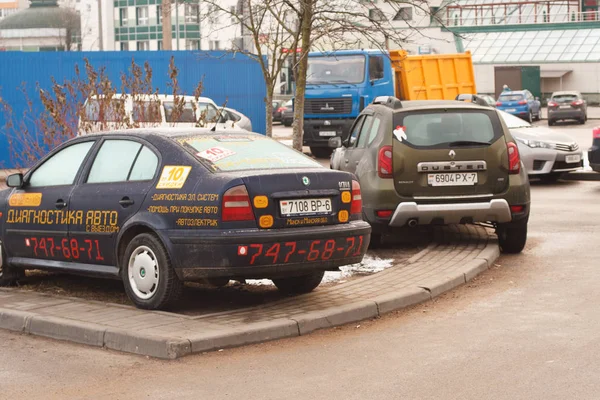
[455,94,490,107]
[373,96,403,110]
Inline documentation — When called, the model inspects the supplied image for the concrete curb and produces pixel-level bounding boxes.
[0,232,501,359]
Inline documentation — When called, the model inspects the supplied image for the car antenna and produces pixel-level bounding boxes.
[210,99,229,132]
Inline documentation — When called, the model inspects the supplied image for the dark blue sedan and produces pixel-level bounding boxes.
[0,129,370,309]
[496,90,541,123]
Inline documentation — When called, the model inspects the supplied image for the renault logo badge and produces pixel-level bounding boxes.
[449,150,456,160]
[302,176,310,186]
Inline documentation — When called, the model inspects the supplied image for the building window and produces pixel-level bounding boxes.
[156,5,162,25]
[230,6,236,24]
[369,8,386,21]
[120,42,129,51]
[157,40,163,50]
[136,6,149,26]
[137,41,149,51]
[186,40,200,50]
[119,8,128,26]
[394,7,413,21]
[185,4,199,23]
[209,40,221,50]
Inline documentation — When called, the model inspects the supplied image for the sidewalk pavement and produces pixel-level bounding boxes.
[0,225,499,359]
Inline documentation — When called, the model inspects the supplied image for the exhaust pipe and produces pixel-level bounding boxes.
[407,218,418,228]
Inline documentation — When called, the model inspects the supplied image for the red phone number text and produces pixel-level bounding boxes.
[26,237,104,261]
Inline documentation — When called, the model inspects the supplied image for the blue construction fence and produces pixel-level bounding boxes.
[0,50,267,169]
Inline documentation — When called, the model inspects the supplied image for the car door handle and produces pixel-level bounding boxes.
[55,199,67,209]
[119,197,135,207]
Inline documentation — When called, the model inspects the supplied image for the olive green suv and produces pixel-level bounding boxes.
[330,96,531,253]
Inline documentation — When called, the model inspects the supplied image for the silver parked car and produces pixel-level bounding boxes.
[498,110,583,182]
[223,107,253,131]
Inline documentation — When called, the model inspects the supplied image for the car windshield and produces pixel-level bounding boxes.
[497,109,531,129]
[163,101,196,123]
[553,94,578,103]
[394,110,500,148]
[499,94,524,102]
[307,55,366,85]
[178,134,322,172]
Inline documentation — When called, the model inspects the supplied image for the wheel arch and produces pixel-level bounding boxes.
[116,223,171,272]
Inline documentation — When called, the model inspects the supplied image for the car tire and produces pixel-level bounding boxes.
[272,271,325,295]
[528,110,533,123]
[496,219,528,254]
[0,247,24,287]
[121,233,183,310]
[310,147,333,159]
[283,120,292,127]
[205,278,230,288]
[548,119,554,126]
[579,117,586,125]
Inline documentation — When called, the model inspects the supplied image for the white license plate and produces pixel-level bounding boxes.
[560,105,571,109]
[505,108,516,112]
[319,131,337,137]
[280,198,332,216]
[428,173,478,186]
[566,155,581,163]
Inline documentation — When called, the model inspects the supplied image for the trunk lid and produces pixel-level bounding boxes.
[392,108,510,198]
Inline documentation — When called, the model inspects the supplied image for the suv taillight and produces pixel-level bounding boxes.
[496,102,502,106]
[548,101,558,107]
[222,185,255,222]
[518,100,527,105]
[351,180,362,215]
[377,145,393,179]
[593,127,600,139]
[572,99,584,106]
[507,142,520,174]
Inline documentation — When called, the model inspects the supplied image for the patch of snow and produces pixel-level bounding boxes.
[245,254,394,287]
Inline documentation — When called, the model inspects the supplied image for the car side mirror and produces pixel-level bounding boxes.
[328,137,342,149]
[6,173,23,188]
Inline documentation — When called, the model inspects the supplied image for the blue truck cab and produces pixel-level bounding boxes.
[303,49,395,158]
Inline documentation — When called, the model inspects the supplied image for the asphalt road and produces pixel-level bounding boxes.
[1,120,600,399]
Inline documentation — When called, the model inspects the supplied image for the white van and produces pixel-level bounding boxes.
[78,94,247,134]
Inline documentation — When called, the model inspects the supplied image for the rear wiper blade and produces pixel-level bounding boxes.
[448,140,490,147]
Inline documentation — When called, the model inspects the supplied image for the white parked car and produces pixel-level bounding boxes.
[223,107,253,131]
[79,94,245,134]
[498,109,583,182]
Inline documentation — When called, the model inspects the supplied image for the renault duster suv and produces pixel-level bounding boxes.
[330,96,531,253]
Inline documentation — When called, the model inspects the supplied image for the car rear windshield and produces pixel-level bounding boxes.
[498,94,524,102]
[552,94,578,103]
[83,99,126,122]
[393,109,502,148]
[177,134,322,172]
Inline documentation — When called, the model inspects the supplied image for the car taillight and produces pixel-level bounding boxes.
[351,180,362,215]
[277,107,285,112]
[222,185,255,222]
[377,145,393,179]
[376,210,393,218]
[518,100,527,105]
[593,127,600,139]
[548,101,558,107]
[507,142,520,174]
[572,100,584,106]
[496,102,502,106]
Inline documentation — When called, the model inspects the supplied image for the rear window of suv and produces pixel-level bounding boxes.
[552,94,578,103]
[498,94,524,102]
[393,109,502,149]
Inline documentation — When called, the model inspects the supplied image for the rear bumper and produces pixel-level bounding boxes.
[588,147,600,172]
[499,107,529,117]
[548,109,585,120]
[164,221,371,280]
[388,199,512,226]
[303,118,354,147]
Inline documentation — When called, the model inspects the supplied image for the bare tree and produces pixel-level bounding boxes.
[162,0,173,50]
[201,0,302,137]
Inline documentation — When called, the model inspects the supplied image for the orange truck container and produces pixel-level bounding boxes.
[390,50,477,100]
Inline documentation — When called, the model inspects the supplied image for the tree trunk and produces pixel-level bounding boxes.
[292,0,314,152]
[162,0,173,50]
[265,84,274,137]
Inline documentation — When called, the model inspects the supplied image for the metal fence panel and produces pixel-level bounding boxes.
[0,50,266,168]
